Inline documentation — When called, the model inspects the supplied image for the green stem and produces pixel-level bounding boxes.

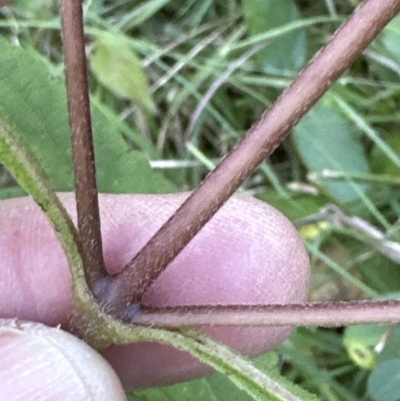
[0,111,87,308]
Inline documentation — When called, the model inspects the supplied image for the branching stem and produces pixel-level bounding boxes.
[60,0,107,287]
[100,0,400,315]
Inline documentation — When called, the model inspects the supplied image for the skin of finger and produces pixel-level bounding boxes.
[0,319,127,401]
[0,193,309,389]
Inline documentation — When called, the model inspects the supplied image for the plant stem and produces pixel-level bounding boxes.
[128,300,400,327]
[60,0,107,287]
[100,0,400,314]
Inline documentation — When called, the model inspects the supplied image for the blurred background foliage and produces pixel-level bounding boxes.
[1,0,400,399]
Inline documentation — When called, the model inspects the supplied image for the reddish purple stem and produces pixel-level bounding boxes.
[60,0,107,287]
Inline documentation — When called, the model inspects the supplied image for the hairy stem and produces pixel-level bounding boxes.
[100,0,400,314]
[129,300,400,327]
[60,0,107,287]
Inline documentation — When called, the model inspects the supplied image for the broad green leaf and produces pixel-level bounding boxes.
[293,106,370,205]
[368,359,400,401]
[242,0,307,74]
[0,36,174,195]
[91,32,155,111]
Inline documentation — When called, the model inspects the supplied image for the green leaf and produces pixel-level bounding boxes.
[368,359,400,401]
[242,0,307,74]
[135,375,254,401]
[0,39,72,191]
[91,32,155,111]
[0,36,174,195]
[293,106,370,205]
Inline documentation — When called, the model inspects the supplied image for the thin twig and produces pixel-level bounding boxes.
[100,0,400,315]
[128,300,400,327]
[60,0,107,287]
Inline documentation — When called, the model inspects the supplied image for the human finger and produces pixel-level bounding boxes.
[0,193,309,389]
[0,319,126,401]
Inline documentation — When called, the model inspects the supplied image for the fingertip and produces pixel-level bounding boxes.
[0,319,127,401]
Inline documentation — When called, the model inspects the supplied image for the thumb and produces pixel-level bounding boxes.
[0,319,126,401]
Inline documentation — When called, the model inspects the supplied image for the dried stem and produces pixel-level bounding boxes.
[100,0,400,314]
[60,0,107,287]
[129,300,400,327]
